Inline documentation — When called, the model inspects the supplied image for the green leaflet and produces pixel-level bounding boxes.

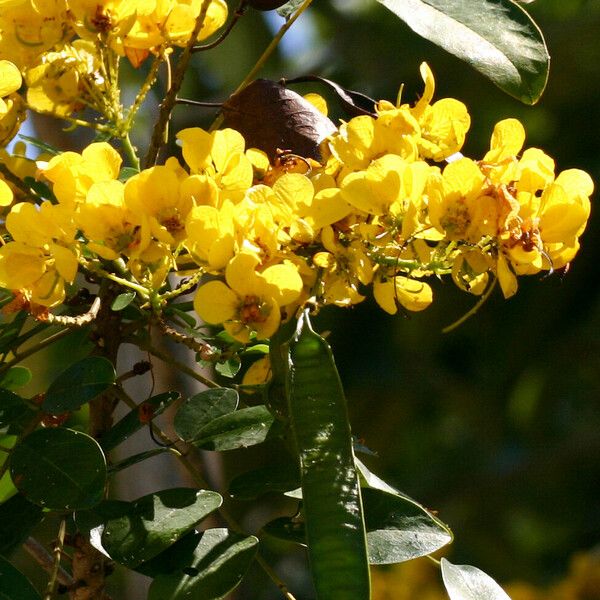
[376,0,549,104]
[286,310,370,599]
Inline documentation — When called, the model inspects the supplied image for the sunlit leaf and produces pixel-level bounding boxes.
[148,528,258,600]
[111,292,136,311]
[441,558,512,599]
[100,488,222,568]
[192,405,280,451]
[174,388,239,442]
[363,488,453,564]
[375,0,549,103]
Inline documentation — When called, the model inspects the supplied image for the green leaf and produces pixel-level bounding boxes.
[118,167,140,181]
[0,390,35,434]
[441,558,511,599]
[107,448,169,474]
[262,516,306,546]
[0,555,41,599]
[0,494,44,556]
[100,488,222,568]
[136,531,203,577]
[192,405,279,451]
[375,0,549,104]
[0,367,31,391]
[174,388,239,442]
[17,135,60,156]
[242,344,270,355]
[99,391,180,451]
[0,312,27,355]
[363,488,453,564]
[43,356,115,413]
[228,462,300,500]
[286,310,370,598]
[9,428,107,511]
[148,528,258,600]
[0,436,17,504]
[111,292,136,311]
[215,356,241,378]
[277,0,305,19]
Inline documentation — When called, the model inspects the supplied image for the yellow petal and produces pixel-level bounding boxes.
[177,127,213,172]
[194,280,238,324]
[303,187,351,230]
[242,356,272,388]
[260,263,303,306]
[303,92,328,116]
[497,254,518,298]
[0,177,13,206]
[0,60,22,97]
[484,118,526,162]
[49,243,78,282]
[225,252,261,296]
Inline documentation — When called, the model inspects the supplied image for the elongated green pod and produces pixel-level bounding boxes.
[286,310,370,599]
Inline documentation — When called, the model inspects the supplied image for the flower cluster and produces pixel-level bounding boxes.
[0,64,593,342]
[0,0,228,147]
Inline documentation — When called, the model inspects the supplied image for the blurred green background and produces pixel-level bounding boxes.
[26,0,600,597]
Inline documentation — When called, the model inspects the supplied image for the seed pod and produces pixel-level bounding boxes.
[286,310,371,598]
[247,0,289,11]
[222,79,336,161]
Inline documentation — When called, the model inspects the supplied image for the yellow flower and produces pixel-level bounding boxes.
[129,241,174,290]
[409,62,471,161]
[42,142,122,208]
[124,164,192,251]
[313,225,373,306]
[0,201,78,307]
[177,127,253,205]
[0,0,67,70]
[0,60,25,146]
[123,0,228,51]
[194,252,302,343]
[75,179,142,260]
[25,41,104,117]
[185,201,236,271]
[373,274,433,313]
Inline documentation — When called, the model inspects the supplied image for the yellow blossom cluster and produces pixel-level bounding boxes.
[0,64,593,342]
[0,0,228,145]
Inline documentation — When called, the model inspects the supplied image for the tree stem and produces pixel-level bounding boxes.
[144,0,214,167]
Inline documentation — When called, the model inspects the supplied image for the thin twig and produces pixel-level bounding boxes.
[442,276,498,333]
[23,537,74,589]
[39,297,101,327]
[140,342,220,388]
[145,0,214,167]
[192,1,248,53]
[44,519,67,600]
